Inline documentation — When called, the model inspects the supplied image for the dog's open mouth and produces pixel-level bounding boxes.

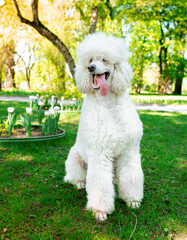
[92,72,110,96]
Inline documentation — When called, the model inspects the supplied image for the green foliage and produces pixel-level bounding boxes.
[18,113,32,137]
[7,112,17,137]
[118,0,186,94]
[1,0,186,95]
[42,112,60,136]
[31,41,80,98]
[37,109,44,128]
[129,20,160,93]
[29,97,39,110]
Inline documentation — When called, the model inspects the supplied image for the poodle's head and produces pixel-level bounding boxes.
[75,32,132,96]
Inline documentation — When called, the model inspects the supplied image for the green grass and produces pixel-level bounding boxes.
[0,101,186,239]
[129,93,187,105]
[0,89,187,105]
[0,89,42,97]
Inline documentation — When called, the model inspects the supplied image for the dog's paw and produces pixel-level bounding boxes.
[128,201,141,209]
[95,211,107,222]
[76,182,86,189]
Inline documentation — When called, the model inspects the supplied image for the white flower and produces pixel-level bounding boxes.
[44,111,50,116]
[36,94,39,97]
[7,107,14,113]
[61,96,65,101]
[38,101,44,106]
[51,95,55,99]
[54,106,60,111]
[72,98,76,102]
[26,107,32,114]
[49,108,55,115]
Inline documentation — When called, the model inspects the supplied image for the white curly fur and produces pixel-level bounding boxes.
[64,32,144,221]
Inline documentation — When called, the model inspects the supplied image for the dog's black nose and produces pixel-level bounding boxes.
[88,64,96,72]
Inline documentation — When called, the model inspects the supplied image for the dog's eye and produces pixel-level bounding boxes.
[102,58,107,62]
[89,58,93,63]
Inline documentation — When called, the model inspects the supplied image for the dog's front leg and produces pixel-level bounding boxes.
[86,154,115,221]
[64,145,86,189]
[117,150,144,208]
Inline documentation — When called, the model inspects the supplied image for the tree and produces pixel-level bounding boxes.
[158,22,171,94]
[173,55,185,94]
[16,44,35,89]
[129,21,159,93]
[12,0,118,81]
[32,41,67,94]
[74,0,117,34]
[3,41,16,88]
[13,0,76,79]
[0,1,22,89]
[0,46,6,90]
[172,37,186,95]
[118,0,187,94]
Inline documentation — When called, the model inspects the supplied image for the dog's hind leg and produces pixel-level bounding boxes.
[64,145,86,189]
[116,150,144,208]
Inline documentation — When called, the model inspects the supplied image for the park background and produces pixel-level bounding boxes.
[0,0,186,239]
[0,0,186,97]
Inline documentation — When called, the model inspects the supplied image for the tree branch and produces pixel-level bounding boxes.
[13,0,76,80]
[89,6,98,34]
[31,0,39,23]
[16,53,26,67]
[13,0,34,26]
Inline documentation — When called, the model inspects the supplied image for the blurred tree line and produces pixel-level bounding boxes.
[0,0,186,96]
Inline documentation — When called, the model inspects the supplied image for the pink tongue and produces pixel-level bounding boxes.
[94,74,108,96]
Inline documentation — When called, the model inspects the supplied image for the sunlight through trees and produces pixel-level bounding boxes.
[0,0,186,95]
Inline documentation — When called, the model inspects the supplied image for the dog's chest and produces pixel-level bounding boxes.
[86,105,128,154]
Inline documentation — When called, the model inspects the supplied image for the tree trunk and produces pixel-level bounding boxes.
[163,46,171,94]
[89,6,98,34]
[158,23,165,94]
[136,68,143,94]
[158,46,171,94]
[158,46,163,93]
[60,64,66,93]
[4,43,16,89]
[173,78,182,95]
[26,69,31,89]
[173,58,185,95]
[5,56,16,88]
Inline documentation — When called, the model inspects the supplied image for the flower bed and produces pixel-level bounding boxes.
[0,94,68,141]
[0,126,65,143]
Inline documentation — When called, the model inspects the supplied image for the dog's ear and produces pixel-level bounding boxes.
[110,61,132,95]
[75,64,94,94]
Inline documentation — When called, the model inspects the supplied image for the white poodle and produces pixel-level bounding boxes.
[64,32,144,221]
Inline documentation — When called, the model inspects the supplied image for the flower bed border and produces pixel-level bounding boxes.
[0,127,65,143]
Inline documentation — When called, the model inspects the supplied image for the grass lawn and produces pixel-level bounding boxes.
[0,89,187,105]
[0,101,186,239]
[0,89,40,97]
[129,93,187,105]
